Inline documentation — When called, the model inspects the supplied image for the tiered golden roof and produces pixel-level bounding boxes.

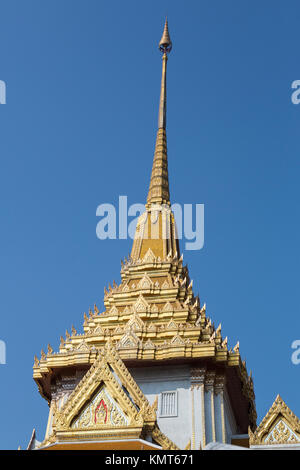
[33,19,257,447]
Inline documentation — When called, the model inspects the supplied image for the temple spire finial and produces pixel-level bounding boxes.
[157,18,172,130]
[159,17,172,54]
[146,19,172,207]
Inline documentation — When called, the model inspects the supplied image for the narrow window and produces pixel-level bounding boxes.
[160,391,178,417]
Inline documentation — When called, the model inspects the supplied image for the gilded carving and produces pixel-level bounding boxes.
[37,344,180,449]
[250,395,300,446]
[32,20,260,451]
[138,274,153,290]
[71,387,127,429]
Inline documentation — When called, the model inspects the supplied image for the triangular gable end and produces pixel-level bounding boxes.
[133,295,149,314]
[71,384,128,429]
[138,274,153,290]
[117,330,141,349]
[126,312,145,332]
[43,343,178,450]
[250,395,300,446]
[142,248,156,264]
[50,344,156,432]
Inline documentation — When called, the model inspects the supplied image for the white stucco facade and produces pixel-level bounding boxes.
[130,364,238,449]
[41,363,241,450]
[130,365,191,449]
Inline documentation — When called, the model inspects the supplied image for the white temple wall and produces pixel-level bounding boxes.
[43,366,240,449]
[131,366,238,449]
[130,365,191,449]
[191,386,204,449]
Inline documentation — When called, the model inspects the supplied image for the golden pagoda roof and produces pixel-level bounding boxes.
[33,19,257,435]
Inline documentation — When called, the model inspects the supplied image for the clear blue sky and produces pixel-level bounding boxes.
[0,0,299,449]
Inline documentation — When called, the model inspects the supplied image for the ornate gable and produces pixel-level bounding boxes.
[151,304,158,313]
[142,248,156,264]
[138,274,153,290]
[75,340,89,352]
[126,312,145,332]
[133,295,149,314]
[109,306,119,315]
[170,334,185,345]
[93,325,104,335]
[166,320,178,330]
[53,343,150,431]
[42,343,178,449]
[117,330,141,349]
[71,385,128,429]
[249,395,300,446]
[162,301,173,313]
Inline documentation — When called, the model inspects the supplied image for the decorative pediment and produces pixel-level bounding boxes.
[53,343,156,434]
[117,330,141,349]
[93,325,104,335]
[151,304,159,313]
[162,301,173,313]
[138,274,153,290]
[126,313,145,332]
[143,339,156,350]
[133,295,149,313]
[76,340,90,352]
[109,306,119,316]
[71,386,128,429]
[142,248,156,264]
[250,395,300,446]
[264,419,300,445]
[170,334,185,345]
[166,320,178,331]
[40,345,179,451]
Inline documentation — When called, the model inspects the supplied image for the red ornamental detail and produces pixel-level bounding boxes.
[95,399,108,424]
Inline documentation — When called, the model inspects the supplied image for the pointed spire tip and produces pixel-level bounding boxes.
[159,18,172,53]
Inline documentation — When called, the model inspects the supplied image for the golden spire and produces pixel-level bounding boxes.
[159,17,172,54]
[147,19,172,207]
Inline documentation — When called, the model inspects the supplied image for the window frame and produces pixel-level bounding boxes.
[159,390,178,418]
